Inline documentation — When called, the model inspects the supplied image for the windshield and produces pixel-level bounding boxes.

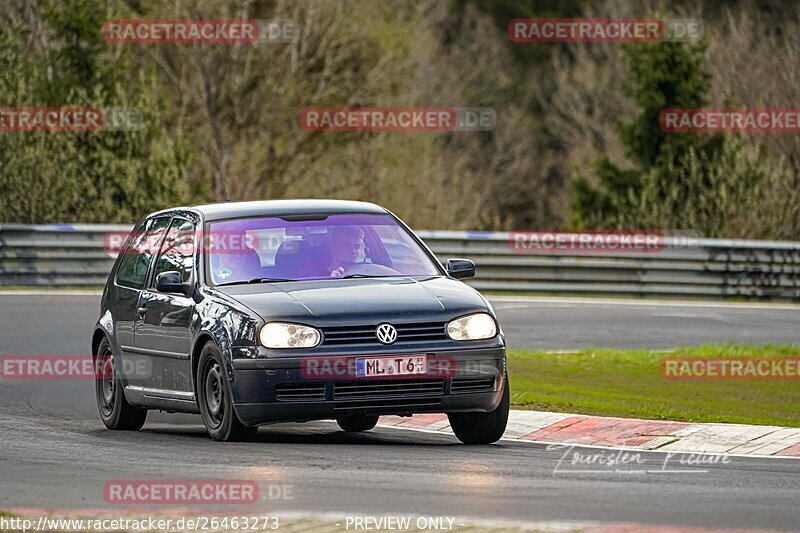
[206,213,441,285]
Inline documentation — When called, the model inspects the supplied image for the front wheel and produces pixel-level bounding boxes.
[95,337,147,430]
[336,415,379,432]
[448,376,509,444]
[197,342,258,442]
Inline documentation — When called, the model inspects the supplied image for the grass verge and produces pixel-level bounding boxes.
[507,343,800,427]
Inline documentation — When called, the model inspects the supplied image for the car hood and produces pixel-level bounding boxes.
[213,276,490,326]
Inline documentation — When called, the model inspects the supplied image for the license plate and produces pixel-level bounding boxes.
[356,355,427,378]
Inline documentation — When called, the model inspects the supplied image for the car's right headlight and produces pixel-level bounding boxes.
[259,322,321,348]
[446,313,497,341]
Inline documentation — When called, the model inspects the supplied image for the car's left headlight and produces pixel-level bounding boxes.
[260,322,321,348]
[446,313,497,341]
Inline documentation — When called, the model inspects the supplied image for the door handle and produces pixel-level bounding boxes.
[137,304,148,318]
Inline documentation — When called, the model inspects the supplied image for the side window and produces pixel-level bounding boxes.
[152,218,196,285]
[116,217,171,289]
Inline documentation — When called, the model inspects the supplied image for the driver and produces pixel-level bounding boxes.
[329,226,364,278]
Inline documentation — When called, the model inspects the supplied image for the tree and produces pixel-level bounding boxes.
[570,37,711,228]
[0,0,190,224]
[569,35,798,239]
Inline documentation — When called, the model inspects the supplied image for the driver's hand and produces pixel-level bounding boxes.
[330,267,345,278]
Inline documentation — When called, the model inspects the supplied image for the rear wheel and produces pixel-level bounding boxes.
[197,342,257,442]
[95,338,147,430]
[336,415,379,432]
[448,375,509,444]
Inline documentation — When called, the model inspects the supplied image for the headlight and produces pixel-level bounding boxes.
[260,322,320,348]
[446,313,497,341]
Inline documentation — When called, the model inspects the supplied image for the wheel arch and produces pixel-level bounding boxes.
[191,331,217,395]
[92,327,108,360]
[92,309,117,361]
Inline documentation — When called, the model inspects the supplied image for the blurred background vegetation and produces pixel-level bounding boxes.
[0,0,798,239]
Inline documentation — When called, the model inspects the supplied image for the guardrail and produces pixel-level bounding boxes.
[1,224,799,300]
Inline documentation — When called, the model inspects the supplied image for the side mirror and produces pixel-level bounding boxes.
[155,271,191,296]
[445,258,476,280]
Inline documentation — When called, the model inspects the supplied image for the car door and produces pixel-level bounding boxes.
[134,217,197,396]
[112,215,172,385]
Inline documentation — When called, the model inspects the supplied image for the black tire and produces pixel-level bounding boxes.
[448,375,509,444]
[336,415,379,432]
[196,342,258,442]
[95,337,147,431]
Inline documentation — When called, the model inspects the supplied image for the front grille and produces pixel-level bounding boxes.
[274,383,326,401]
[333,378,445,401]
[322,322,447,346]
[451,375,495,393]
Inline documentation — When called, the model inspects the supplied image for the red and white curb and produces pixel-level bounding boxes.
[379,411,800,457]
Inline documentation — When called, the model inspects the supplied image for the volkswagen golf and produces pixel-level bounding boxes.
[92,200,508,443]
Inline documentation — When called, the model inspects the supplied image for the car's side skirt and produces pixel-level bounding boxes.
[124,385,200,414]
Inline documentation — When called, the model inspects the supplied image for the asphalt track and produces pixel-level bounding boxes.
[1,293,799,530]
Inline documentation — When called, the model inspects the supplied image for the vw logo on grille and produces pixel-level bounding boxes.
[375,323,398,344]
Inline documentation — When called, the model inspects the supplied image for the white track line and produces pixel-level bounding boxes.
[0,290,102,296]
[489,295,800,310]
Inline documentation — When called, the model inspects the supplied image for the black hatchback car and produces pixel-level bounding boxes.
[93,200,508,443]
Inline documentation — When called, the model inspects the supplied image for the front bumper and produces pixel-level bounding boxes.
[229,347,506,426]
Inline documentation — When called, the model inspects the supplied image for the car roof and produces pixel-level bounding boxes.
[152,199,389,222]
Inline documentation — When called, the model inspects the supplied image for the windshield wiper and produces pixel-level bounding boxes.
[340,274,390,279]
[217,277,294,286]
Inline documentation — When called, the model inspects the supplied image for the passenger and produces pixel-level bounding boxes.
[208,230,263,283]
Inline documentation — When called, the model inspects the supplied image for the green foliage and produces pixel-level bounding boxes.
[0,0,796,238]
[571,38,711,229]
[619,41,711,168]
[0,0,190,224]
[568,157,639,229]
[569,37,797,238]
[629,140,799,239]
